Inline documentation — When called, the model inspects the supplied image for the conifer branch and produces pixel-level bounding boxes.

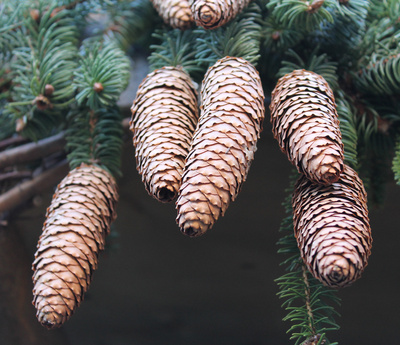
[0,159,69,215]
[0,131,65,170]
[93,0,156,51]
[148,28,204,79]
[6,1,79,140]
[195,2,263,67]
[267,0,337,32]
[276,175,340,345]
[277,49,338,90]
[74,40,130,110]
[66,105,123,178]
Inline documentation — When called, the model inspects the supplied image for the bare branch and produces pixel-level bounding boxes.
[0,132,66,170]
[0,160,69,214]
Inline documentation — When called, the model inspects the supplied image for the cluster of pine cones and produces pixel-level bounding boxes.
[31,0,372,330]
[270,70,372,288]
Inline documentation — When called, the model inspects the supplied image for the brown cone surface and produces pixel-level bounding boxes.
[190,0,251,29]
[150,0,194,29]
[176,56,265,237]
[292,164,372,288]
[32,163,118,329]
[270,69,344,185]
[130,66,199,203]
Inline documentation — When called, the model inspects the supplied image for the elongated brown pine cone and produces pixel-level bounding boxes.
[150,0,194,29]
[190,0,251,29]
[292,164,372,288]
[270,69,344,185]
[130,66,199,203]
[176,56,265,237]
[32,163,118,329]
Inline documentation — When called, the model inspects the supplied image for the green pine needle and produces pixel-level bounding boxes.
[148,28,204,80]
[194,2,263,68]
[275,173,340,344]
[267,0,337,32]
[74,40,130,110]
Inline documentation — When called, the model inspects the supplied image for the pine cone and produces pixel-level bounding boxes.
[150,0,194,29]
[270,69,344,185]
[292,164,372,288]
[190,0,251,29]
[176,56,265,237]
[32,163,118,329]
[130,66,199,202]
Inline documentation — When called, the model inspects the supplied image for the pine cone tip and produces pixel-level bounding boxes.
[320,255,356,288]
[179,220,209,237]
[157,186,177,203]
[37,308,63,329]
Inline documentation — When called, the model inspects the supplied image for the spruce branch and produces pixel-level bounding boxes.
[267,0,337,32]
[0,159,69,215]
[276,174,340,345]
[277,49,338,90]
[74,40,130,110]
[66,104,124,178]
[392,138,400,185]
[0,131,65,170]
[353,52,400,95]
[90,0,156,51]
[148,28,204,80]
[335,91,359,170]
[262,11,305,53]
[312,0,369,60]
[5,1,79,140]
[194,2,262,67]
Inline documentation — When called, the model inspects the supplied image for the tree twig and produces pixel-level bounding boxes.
[0,170,32,182]
[0,136,29,151]
[0,159,69,214]
[0,131,66,170]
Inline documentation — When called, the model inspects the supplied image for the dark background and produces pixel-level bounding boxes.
[5,56,400,344]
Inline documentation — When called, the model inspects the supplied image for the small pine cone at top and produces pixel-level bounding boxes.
[32,163,118,329]
[150,0,194,29]
[190,0,251,29]
[130,66,199,203]
[270,69,344,185]
[292,164,372,288]
[176,56,265,237]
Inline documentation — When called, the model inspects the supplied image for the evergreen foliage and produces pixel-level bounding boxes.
[276,174,340,345]
[194,2,263,67]
[148,28,203,80]
[1,0,400,343]
[74,40,130,109]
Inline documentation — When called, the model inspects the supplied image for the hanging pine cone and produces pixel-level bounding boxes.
[150,0,194,30]
[270,69,344,185]
[292,164,372,288]
[32,163,118,328]
[190,0,251,29]
[130,66,199,203]
[176,56,265,237]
